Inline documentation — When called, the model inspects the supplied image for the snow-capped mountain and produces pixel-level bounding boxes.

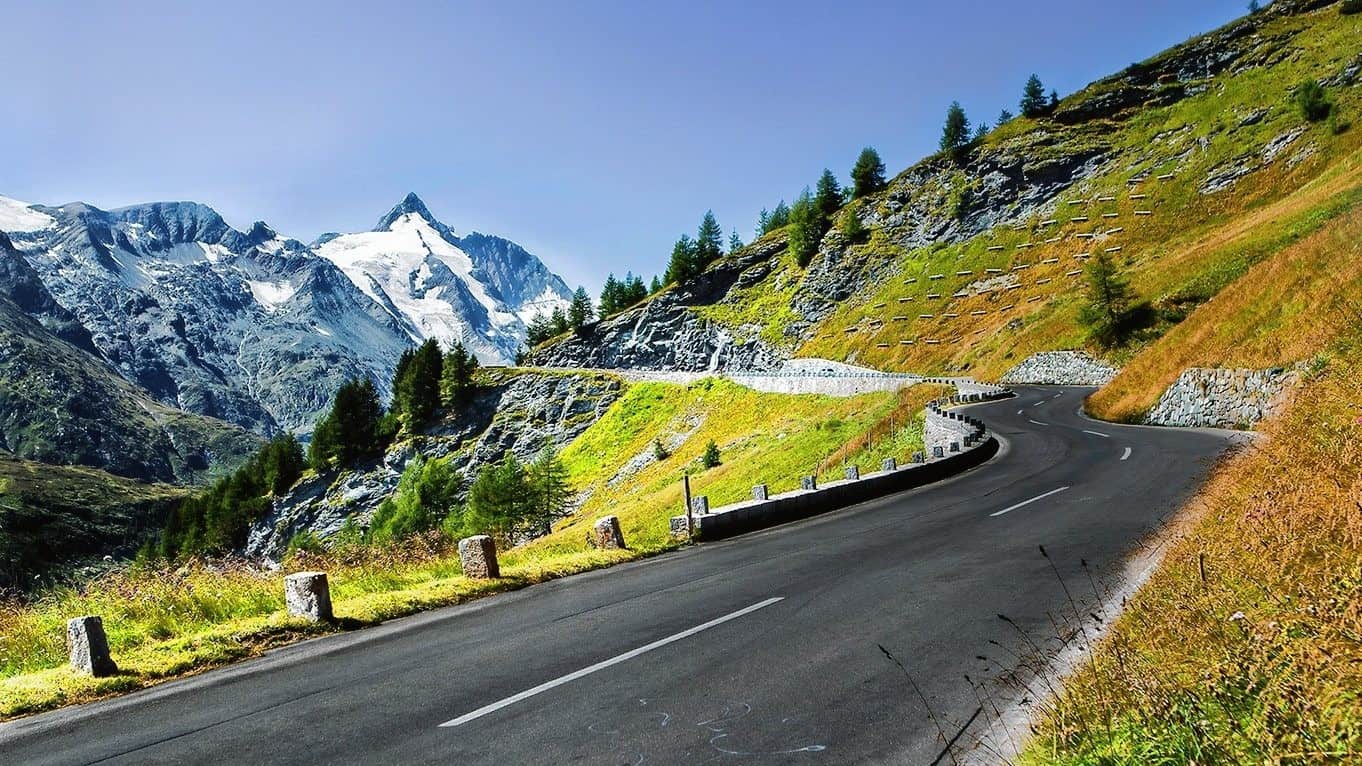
[314,193,572,364]
[0,193,574,435]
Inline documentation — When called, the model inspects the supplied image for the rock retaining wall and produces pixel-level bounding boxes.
[1000,351,1119,386]
[1145,366,1299,429]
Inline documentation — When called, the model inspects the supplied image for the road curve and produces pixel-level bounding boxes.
[0,387,1237,765]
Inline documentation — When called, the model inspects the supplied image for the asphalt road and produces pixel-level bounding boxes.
[1,387,1237,765]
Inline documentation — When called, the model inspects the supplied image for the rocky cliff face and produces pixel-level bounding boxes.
[245,371,622,558]
[530,238,790,372]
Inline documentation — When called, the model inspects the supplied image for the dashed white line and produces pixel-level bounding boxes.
[437,597,785,728]
[1083,430,1110,438]
[1028,419,1049,426]
[1121,447,1132,461]
[991,486,1070,517]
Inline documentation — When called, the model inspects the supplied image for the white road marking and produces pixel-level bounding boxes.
[1083,430,1110,438]
[1121,447,1132,461]
[1028,419,1049,426]
[437,597,785,728]
[991,486,1070,517]
[1053,393,1062,399]
[1017,409,1025,415]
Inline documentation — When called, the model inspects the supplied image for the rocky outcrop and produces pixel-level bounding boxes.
[1145,366,1299,429]
[528,239,789,372]
[244,371,622,558]
[1000,351,1119,387]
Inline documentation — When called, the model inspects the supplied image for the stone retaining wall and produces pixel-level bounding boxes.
[1000,351,1119,386]
[1145,366,1299,429]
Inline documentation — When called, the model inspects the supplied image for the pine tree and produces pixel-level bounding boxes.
[940,102,971,159]
[525,312,554,347]
[728,231,743,253]
[568,287,594,332]
[549,307,569,336]
[768,200,791,230]
[599,273,621,316]
[851,147,887,198]
[664,234,698,284]
[787,189,822,267]
[814,169,843,221]
[695,211,723,269]
[1078,251,1136,348]
[1249,0,1262,13]
[702,440,721,469]
[1020,74,1047,117]
[649,275,663,294]
[464,452,533,543]
[308,378,386,470]
[997,108,1015,125]
[973,121,991,142]
[1049,90,1060,110]
[756,209,771,237]
[440,342,479,407]
[526,443,572,537]
[392,339,442,430]
[262,433,306,496]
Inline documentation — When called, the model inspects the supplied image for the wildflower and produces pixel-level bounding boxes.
[1229,611,1246,622]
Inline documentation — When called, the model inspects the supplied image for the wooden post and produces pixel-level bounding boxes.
[683,474,693,538]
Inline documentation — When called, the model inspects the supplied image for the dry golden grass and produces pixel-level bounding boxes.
[1089,198,1362,422]
[1026,334,1362,763]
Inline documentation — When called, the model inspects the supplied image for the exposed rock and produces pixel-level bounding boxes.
[244,371,622,558]
[1145,366,1299,429]
[458,535,499,579]
[67,616,118,677]
[1000,351,1119,386]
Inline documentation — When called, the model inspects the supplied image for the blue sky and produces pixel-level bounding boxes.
[4,0,1250,291]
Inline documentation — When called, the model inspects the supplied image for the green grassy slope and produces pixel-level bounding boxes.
[675,3,1362,420]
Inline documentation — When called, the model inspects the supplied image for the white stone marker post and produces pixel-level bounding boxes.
[459,535,500,579]
[285,571,333,622]
[593,516,626,550]
[67,616,118,677]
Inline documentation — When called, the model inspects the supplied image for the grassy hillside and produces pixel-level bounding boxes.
[1023,329,1362,763]
[527,378,943,555]
[651,3,1362,423]
[0,455,186,591]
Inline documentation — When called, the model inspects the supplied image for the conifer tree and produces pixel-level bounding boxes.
[526,443,572,537]
[1020,74,1047,117]
[568,287,594,332]
[599,273,622,316]
[1079,252,1136,348]
[664,234,698,284]
[997,108,1015,125]
[787,189,822,267]
[940,102,971,159]
[549,306,569,336]
[308,378,386,470]
[973,121,990,142]
[649,275,663,294]
[393,339,442,430]
[814,169,843,221]
[695,210,724,269]
[728,231,743,253]
[851,147,887,198]
[768,200,791,230]
[441,341,479,407]
[756,209,771,237]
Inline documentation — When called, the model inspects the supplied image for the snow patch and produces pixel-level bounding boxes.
[249,280,297,312]
[0,196,55,233]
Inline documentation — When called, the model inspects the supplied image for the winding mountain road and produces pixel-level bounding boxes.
[1,387,1237,765]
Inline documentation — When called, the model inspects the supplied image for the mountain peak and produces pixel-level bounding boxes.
[376,192,439,232]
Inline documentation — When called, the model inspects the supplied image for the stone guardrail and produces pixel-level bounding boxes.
[672,383,1013,542]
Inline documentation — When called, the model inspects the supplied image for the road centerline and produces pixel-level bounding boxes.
[1028,419,1049,426]
[437,597,785,729]
[1083,429,1110,438]
[1121,447,1132,461]
[990,486,1070,517]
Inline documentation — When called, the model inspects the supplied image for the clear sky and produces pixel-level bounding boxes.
[4,0,1250,291]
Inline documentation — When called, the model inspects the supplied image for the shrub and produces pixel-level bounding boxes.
[1295,79,1333,122]
[652,438,670,461]
[702,440,721,469]
[1342,0,1362,15]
